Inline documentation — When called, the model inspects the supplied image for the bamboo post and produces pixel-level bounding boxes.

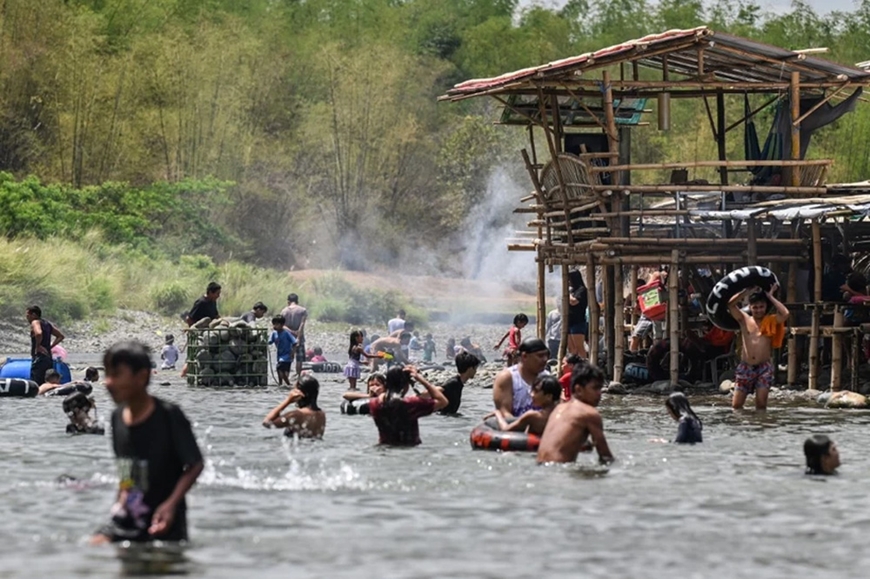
[716,90,728,187]
[536,254,546,340]
[614,264,624,383]
[747,218,758,265]
[560,266,570,362]
[831,307,844,392]
[790,71,802,187]
[602,71,620,186]
[786,262,798,385]
[603,264,613,376]
[669,250,680,385]
[809,220,822,388]
[587,254,599,366]
[851,329,859,392]
[630,266,639,326]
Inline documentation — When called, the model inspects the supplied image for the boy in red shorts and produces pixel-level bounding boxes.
[728,284,789,410]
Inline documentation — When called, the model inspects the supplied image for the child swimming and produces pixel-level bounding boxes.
[62,391,104,435]
[665,392,702,444]
[804,435,840,475]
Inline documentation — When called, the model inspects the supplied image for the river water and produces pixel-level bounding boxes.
[2,366,869,579]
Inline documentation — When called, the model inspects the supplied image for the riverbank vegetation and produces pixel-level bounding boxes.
[2,0,870,321]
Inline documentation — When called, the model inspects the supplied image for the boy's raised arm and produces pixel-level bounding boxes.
[728,288,750,322]
[766,284,790,323]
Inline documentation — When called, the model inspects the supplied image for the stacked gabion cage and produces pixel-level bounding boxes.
[186,321,269,387]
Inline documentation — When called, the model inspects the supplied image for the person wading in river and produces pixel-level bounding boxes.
[537,362,613,465]
[492,338,550,418]
[26,305,64,386]
[728,284,789,411]
[281,293,308,378]
[368,366,448,446]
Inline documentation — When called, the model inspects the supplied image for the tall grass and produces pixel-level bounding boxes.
[0,235,421,325]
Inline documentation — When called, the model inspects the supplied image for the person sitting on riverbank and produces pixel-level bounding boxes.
[367,366,447,446]
[161,335,180,370]
[492,338,550,419]
[804,434,840,475]
[38,369,63,395]
[728,284,789,411]
[262,375,325,439]
[489,375,561,436]
[494,313,528,366]
[240,301,268,324]
[63,391,104,435]
[269,316,297,387]
[437,351,480,415]
[666,392,702,444]
[537,362,613,465]
[310,347,327,363]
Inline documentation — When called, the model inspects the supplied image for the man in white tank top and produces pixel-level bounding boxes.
[492,338,550,418]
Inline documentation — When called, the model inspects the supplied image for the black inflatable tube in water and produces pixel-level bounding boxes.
[469,417,540,452]
[46,382,93,397]
[705,266,779,331]
[0,378,39,398]
[340,398,371,416]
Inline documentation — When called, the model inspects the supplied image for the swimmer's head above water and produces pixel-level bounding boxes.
[531,376,561,408]
[367,373,386,396]
[804,434,840,475]
[295,375,321,412]
[571,362,605,406]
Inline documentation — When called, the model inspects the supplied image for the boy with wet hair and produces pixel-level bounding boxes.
[37,369,62,395]
[269,316,297,387]
[437,351,480,415]
[91,341,203,544]
[728,284,789,411]
[537,362,613,464]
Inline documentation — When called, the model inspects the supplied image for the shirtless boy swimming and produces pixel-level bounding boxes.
[728,284,789,411]
[536,363,613,464]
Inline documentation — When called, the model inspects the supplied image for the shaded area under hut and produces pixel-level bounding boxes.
[440,26,870,391]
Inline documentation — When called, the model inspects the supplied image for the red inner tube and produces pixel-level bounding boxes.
[470,421,540,452]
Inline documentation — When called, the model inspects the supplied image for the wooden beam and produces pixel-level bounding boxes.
[669,250,680,385]
[587,254,600,366]
[831,308,844,391]
[716,90,728,187]
[560,266,570,362]
[790,71,802,187]
[613,263,624,383]
[809,219,822,387]
[786,261,798,386]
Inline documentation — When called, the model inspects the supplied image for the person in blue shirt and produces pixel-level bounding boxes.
[269,316,297,386]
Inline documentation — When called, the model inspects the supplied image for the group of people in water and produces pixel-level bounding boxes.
[20,269,844,549]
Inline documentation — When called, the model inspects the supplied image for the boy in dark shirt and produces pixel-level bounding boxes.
[438,351,480,414]
[185,282,221,327]
[91,341,203,544]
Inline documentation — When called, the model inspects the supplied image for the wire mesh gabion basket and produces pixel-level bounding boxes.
[186,321,269,388]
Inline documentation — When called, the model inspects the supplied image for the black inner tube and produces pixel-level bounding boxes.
[705,266,779,331]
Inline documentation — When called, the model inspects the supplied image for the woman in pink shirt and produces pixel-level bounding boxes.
[367,366,448,446]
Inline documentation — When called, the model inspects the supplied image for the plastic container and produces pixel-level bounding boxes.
[637,279,668,321]
[0,358,72,383]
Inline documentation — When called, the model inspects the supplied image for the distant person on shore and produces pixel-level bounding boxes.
[494,313,528,366]
[459,337,487,364]
[26,305,65,386]
[804,434,840,475]
[345,329,379,391]
[728,284,789,411]
[492,338,550,418]
[91,341,203,545]
[240,302,268,324]
[422,333,436,363]
[445,338,456,360]
[567,269,589,358]
[367,366,447,446]
[281,293,308,378]
[269,316,297,387]
[37,369,63,395]
[437,351,480,415]
[161,335,179,370]
[545,301,562,360]
[310,347,327,363]
[185,282,221,327]
[537,362,613,465]
[488,375,561,436]
[262,375,325,438]
[387,309,406,335]
[182,282,221,377]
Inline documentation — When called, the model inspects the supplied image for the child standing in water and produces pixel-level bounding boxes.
[728,284,789,411]
[494,313,529,366]
[344,329,378,391]
[269,316,297,387]
[91,341,203,544]
[422,334,436,363]
[161,335,179,370]
[665,392,702,443]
